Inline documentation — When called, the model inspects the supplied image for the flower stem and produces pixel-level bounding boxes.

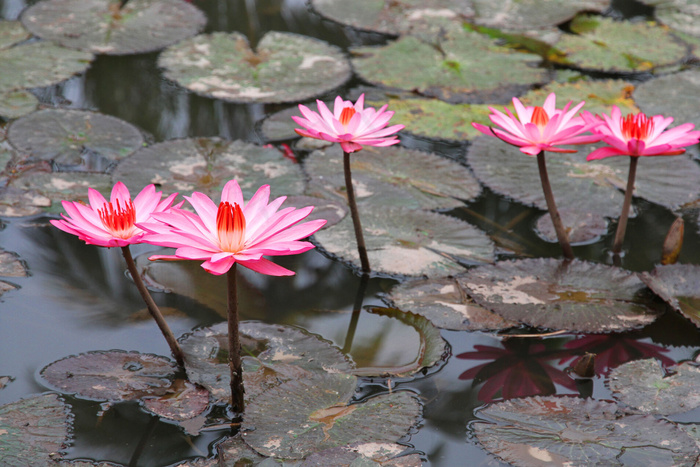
[226,264,245,414]
[536,151,574,260]
[343,151,371,273]
[342,273,369,354]
[612,156,638,256]
[121,246,185,368]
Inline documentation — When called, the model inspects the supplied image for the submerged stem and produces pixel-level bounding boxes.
[612,156,638,256]
[121,246,185,368]
[227,264,245,414]
[343,150,371,273]
[536,151,574,260]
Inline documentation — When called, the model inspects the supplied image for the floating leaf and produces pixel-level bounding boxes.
[0,21,30,50]
[0,90,38,119]
[535,209,608,245]
[0,281,19,299]
[0,249,27,277]
[282,195,347,229]
[0,376,13,390]
[634,69,700,128]
[159,31,351,103]
[314,206,494,277]
[0,394,69,465]
[301,442,422,467]
[142,380,210,422]
[639,0,700,38]
[112,138,305,201]
[22,0,206,55]
[213,435,268,465]
[641,264,700,328]
[461,258,661,333]
[9,171,114,213]
[40,350,176,401]
[471,0,610,31]
[661,217,684,265]
[473,396,700,466]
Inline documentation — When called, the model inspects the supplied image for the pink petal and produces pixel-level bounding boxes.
[238,257,295,276]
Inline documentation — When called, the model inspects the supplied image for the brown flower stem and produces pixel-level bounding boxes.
[226,263,245,414]
[343,150,371,273]
[536,151,574,260]
[612,156,638,256]
[121,246,185,368]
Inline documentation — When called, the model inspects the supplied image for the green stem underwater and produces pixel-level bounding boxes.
[227,263,245,414]
[343,150,371,273]
[612,156,638,256]
[536,151,574,260]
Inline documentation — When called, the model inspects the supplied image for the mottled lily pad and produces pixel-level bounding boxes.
[242,372,421,459]
[0,21,30,50]
[641,264,700,328]
[314,206,494,277]
[283,195,347,229]
[159,31,351,103]
[634,69,700,128]
[112,137,305,201]
[471,0,610,31]
[0,249,27,277]
[461,258,661,333]
[0,90,39,119]
[639,0,700,38]
[473,396,700,466]
[535,209,608,245]
[22,0,206,55]
[305,145,481,210]
[9,171,114,213]
[8,109,144,168]
[301,442,422,466]
[142,380,210,421]
[0,394,70,465]
[40,350,176,401]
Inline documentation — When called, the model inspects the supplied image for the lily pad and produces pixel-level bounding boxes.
[21,0,206,55]
[641,264,700,328]
[534,209,608,245]
[0,41,93,94]
[142,380,210,421]
[314,206,494,277]
[608,358,700,415]
[111,137,305,201]
[551,15,688,73]
[283,195,347,229]
[40,350,176,401]
[473,396,700,466]
[0,376,13,390]
[634,69,700,128]
[242,372,421,459]
[0,281,19,299]
[0,249,27,277]
[159,31,351,103]
[305,145,481,210]
[0,90,39,119]
[461,258,661,333]
[387,276,515,331]
[0,21,30,50]
[639,0,700,38]
[8,109,144,168]
[351,28,547,104]
[301,442,422,466]
[0,394,70,465]
[259,100,333,142]
[9,171,114,213]
[471,0,610,31]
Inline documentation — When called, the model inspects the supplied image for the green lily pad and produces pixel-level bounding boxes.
[112,137,305,201]
[283,195,347,230]
[305,145,481,210]
[535,209,609,245]
[461,258,661,333]
[142,380,210,422]
[301,442,422,466]
[0,249,27,277]
[551,15,688,73]
[639,0,700,38]
[471,0,610,31]
[8,109,144,168]
[608,359,700,415]
[21,0,206,55]
[40,350,176,401]
[159,31,351,103]
[641,264,700,329]
[0,21,30,50]
[351,29,547,104]
[0,41,93,94]
[314,206,494,277]
[242,372,421,459]
[634,69,700,128]
[387,276,516,331]
[473,396,700,466]
[0,90,39,119]
[0,394,70,465]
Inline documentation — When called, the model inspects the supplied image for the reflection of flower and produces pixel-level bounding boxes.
[457,340,577,402]
[292,94,404,153]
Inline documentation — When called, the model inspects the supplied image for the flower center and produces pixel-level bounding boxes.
[98,199,136,239]
[339,106,356,127]
[216,201,246,253]
[621,113,653,141]
[531,106,549,130]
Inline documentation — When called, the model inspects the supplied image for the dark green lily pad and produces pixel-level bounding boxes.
[641,264,700,328]
[314,206,494,277]
[473,396,700,466]
[535,209,608,245]
[461,258,661,333]
[301,442,422,466]
[305,145,481,210]
[0,394,69,465]
[0,249,27,277]
[634,69,700,128]
[387,276,515,331]
[551,15,688,73]
[142,380,210,421]
[0,90,39,119]
[21,0,206,55]
[112,138,305,201]
[639,0,700,38]
[0,41,93,94]
[8,109,144,168]
[159,31,351,103]
[608,359,700,415]
[0,21,30,50]
[40,350,176,401]
[471,0,610,31]
[242,372,421,459]
[351,28,546,104]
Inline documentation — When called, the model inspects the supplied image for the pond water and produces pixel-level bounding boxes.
[2,0,700,465]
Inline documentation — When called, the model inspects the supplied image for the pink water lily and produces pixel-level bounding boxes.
[292,94,404,153]
[141,180,326,276]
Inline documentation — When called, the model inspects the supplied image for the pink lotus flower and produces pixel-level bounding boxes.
[141,180,326,276]
[292,94,404,153]
[583,106,700,160]
[50,182,179,248]
[472,93,600,156]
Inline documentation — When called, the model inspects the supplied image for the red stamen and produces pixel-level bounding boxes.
[621,113,653,141]
[216,201,246,253]
[98,199,136,238]
[339,106,356,126]
[531,106,549,128]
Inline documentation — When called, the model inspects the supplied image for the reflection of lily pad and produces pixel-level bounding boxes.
[0,21,30,50]
[112,138,305,200]
[471,0,610,31]
[0,394,70,465]
[142,380,210,421]
[22,0,206,55]
[40,350,176,401]
[314,206,494,277]
[302,442,422,466]
[0,90,38,119]
[608,359,700,415]
[473,396,700,466]
[634,69,700,128]
[641,264,700,328]
[461,258,661,333]
[9,171,114,213]
[535,209,608,245]
[159,31,351,103]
